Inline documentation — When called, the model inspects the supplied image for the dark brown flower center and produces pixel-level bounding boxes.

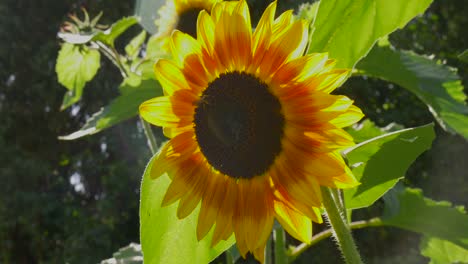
[194,72,285,179]
[175,8,203,38]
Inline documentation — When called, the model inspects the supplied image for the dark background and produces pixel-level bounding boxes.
[0,0,467,263]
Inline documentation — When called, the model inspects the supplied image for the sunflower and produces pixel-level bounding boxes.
[140,0,363,262]
[155,0,219,40]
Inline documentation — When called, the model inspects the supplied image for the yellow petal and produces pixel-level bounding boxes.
[196,175,224,240]
[150,132,197,179]
[197,10,215,53]
[251,1,275,69]
[274,198,312,243]
[139,95,193,128]
[154,59,191,95]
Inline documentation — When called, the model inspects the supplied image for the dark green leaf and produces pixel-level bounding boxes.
[383,187,468,250]
[420,236,468,264]
[56,43,100,110]
[343,124,435,209]
[357,42,468,138]
[59,77,161,140]
[94,16,139,47]
[309,0,433,68]
[140,154,235,264]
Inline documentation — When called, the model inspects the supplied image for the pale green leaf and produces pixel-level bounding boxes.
[420,237,468,264]
[94,16,139,47]
[125,30,147,59]
[343,124,435,209]
[59,77,161,140]
[56,43,100,110]
[309,0,433,68]
[101,243,143,264]
[357,43,468,138]
[140,153,235,264]
[383,187,468,250]
[135,0,163,34]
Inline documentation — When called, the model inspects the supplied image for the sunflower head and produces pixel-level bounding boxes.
[141,0,363,262]
[155,0,219,40]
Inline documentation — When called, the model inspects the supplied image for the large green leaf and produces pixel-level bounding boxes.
[309,0,433,68]
[56,43,100,110]
[383,187,468,250]
[420,237,468,264]
[94,16,139,47]
[343,124,435,209]
[357,42,468,138]
[59,76,160,140]
[134,0,163,34]
[140,154,235,264]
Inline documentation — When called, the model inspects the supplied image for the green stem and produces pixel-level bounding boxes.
[274,227,288,264]
[93,40,128,78]
[322,187,364,264]
[265,234,273,264]
[140,116,158,154]
[288,217,382,260]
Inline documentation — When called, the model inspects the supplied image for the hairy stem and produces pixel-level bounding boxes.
[321,187,365,264]
[288,217,382,260]
[140,116,158,154]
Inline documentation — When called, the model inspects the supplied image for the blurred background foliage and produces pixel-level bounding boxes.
[0,0,466,263]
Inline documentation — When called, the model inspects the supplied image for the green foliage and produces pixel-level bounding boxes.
[94,17,139,47]
[125,31,147,60]
[357,41,468,138]
[459,50,468,63]
[420,237,468,264]
[309,0,433,68]
[56,43,100,110]
[140,153,235,264]
[383,187,468,250]
[344,124,435,210]
[60,76,161,140]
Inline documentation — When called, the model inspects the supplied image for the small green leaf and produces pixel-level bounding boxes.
[125,30,147,59]
[383,187,468,250]
[56,43,100,110]
[309,0,433,68]
[420,237,468,264]
[140,154,235,264]
[101,243,143,264]
[343,124,435,210]
[357,43,468,138]
[459,50,468,63]
[94,16,139,47]
[59,77,161,140]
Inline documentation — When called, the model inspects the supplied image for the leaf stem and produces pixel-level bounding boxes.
[321,187,365,264]
[140,116,158,154]
[274,227,288,264]
[288,217,382,260]
[93,40,128,78]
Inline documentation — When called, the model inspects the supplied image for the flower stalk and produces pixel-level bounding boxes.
[321,186,364,264]
[140,116,158,154]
